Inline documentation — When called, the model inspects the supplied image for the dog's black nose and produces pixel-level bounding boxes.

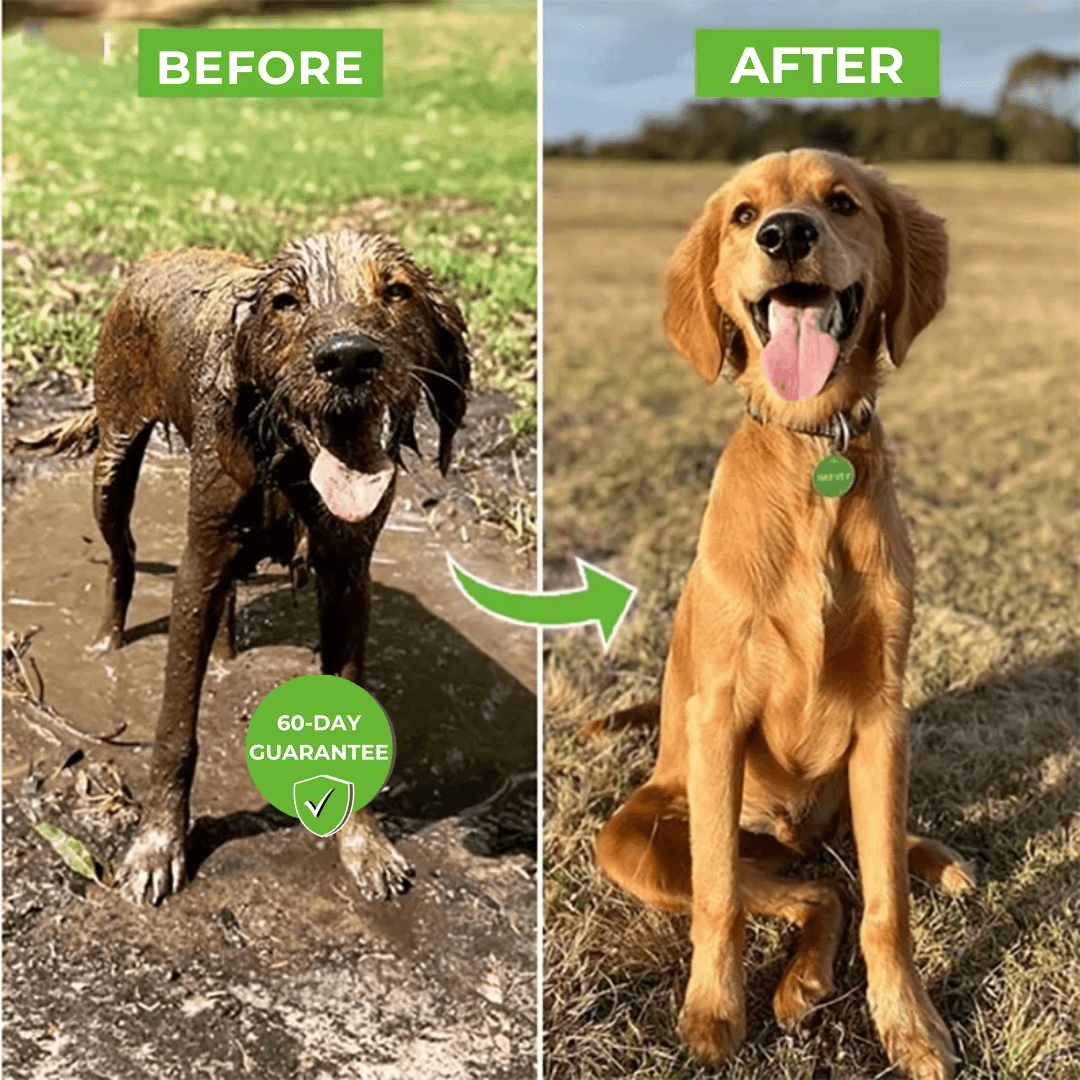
[756,212,819,264]
[313,333,384,384]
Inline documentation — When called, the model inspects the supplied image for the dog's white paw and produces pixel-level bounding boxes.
[117,824,187,905]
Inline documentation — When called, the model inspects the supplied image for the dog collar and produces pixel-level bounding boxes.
[745,396,876,455]
[746,397,876,497]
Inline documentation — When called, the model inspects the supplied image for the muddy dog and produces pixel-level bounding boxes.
[31,231,469,905]
[594,152,973,1080]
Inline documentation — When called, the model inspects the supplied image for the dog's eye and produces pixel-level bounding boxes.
[271,292,300,311]
[732,203,757,226]
[383,282,414,302]
[827,192,859,216]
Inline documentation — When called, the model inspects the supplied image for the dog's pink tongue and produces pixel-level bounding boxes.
[761,299,838,401]
[310,448,393,522]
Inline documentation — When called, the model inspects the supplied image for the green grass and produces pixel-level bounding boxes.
[543,160,1080,1080]
[2,2,537,411]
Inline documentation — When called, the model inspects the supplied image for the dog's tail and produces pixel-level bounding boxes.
[11,408,99,458]
[579,698,661,738]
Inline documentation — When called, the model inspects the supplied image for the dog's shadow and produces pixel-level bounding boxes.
[815,647,1079,1069]
[904,647,1079,1004]
[127,573,537,874]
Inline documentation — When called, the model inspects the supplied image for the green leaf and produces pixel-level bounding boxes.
[32,821,104,881]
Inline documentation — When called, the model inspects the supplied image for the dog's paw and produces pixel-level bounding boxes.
[871,984,959,1080]
[336,811,414,901]
[343,843,414,901]
[117,824,187,905]
[773,955,835,1032]
[907,835,976,899]
[678,997,745,1068]
[938,860,976,898]
[86,629,122,655]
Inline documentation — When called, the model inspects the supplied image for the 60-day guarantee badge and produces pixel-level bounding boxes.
[245,674,396,836]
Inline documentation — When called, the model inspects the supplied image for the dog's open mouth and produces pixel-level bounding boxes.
[309,410,395,523]
[747,282,864,401]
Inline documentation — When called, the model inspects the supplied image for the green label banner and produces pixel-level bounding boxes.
[138,28,383,97]
[696,29,939,98]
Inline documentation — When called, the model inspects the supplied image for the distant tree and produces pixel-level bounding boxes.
[546,135,592,159]
[999,50,1080,122]
[997,51,1080,162]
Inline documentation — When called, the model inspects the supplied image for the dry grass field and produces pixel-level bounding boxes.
[542,160,1079,1080]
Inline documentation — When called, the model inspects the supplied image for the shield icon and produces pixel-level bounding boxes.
[294,775,355,837]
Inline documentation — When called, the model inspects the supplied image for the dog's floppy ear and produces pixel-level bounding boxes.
[867,175,948,367]
[663,186,737,384]
[214,283,265,402]
[199,289,258,404]
[421,286,472,474]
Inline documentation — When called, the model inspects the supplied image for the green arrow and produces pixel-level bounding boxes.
[447,556,636,650]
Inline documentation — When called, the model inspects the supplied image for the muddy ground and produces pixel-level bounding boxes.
[2,382,538,1079]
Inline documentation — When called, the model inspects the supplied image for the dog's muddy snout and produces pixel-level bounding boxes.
[756,212,819,264]
[313,332,385,386]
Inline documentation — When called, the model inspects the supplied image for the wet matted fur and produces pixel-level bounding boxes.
[594,151,974,1080]
[31,230,470,905]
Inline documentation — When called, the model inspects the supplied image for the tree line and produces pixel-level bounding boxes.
[547,97,1078,163]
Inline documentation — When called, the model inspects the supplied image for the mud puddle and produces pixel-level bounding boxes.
[3,424,538,1079]
[4,456,536,818]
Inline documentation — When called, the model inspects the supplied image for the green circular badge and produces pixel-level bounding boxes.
[245,674,396,837]
[813,453,856,498]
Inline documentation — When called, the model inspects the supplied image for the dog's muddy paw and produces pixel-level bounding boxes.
[86,630,121,655]
[117,825,187,905]
[341,840,414,901]
[349,846,414,901]
[336,812,414,901]
[677,1000,745,1067]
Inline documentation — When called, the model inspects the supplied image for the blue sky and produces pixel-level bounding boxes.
[544,0,1080,143]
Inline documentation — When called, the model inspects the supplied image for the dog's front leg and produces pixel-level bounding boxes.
[118,475,242,905]
[849,710,958,1080]
[314,555,372,684]
[311,503,390,683]
[312,523,413,899]
[679,684,748,1066]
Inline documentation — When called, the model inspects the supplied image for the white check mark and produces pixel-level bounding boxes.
[304,787,335,818]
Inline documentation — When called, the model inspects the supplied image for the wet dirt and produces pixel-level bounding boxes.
[2,395,538,1079]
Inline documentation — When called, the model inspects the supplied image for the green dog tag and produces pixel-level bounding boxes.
[813,453,855,497]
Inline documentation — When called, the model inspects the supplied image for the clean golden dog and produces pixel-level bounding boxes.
[595,150,973,1080]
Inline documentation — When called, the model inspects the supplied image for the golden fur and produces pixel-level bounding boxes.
[595,150,973,1080]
